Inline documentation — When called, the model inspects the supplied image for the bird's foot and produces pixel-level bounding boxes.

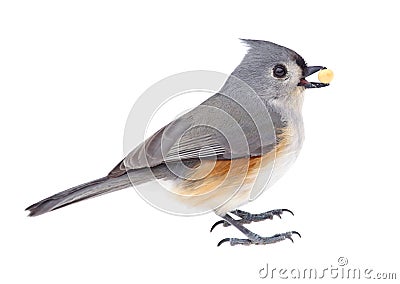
[217,231,301,246]
[210,209,293,232]
[211,212,299,247]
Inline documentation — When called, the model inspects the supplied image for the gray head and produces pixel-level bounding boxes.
[230,39,328,102]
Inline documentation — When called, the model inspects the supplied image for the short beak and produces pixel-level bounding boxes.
[298,66,329,88]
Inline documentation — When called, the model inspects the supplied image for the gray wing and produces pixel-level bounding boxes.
[109,90,279,177]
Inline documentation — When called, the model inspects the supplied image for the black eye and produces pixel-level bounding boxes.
[273,64,287,78]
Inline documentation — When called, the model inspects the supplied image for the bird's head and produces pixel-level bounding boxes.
[231,39,328,102]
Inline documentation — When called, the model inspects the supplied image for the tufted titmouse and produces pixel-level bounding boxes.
[26,39,330,246]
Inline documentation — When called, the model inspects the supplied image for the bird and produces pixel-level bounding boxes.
[26,39,331,246]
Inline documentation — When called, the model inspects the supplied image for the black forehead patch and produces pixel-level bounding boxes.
[294,54,307,70]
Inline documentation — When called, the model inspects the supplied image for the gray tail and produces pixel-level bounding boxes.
[25,173,132,217]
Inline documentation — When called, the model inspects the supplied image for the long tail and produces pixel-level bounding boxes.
[26,173,133,217]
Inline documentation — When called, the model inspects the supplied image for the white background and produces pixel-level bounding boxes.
[1,0,399,283]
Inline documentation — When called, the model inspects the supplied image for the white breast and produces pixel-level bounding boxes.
[265,90,305,189]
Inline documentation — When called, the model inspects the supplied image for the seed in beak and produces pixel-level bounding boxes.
[318,69,334,84]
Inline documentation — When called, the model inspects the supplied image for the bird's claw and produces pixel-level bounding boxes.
[217,231,301,246]
[210,220,226,232]
[282,208,294,216]
[217,238,231,247]
[210,208,294,232]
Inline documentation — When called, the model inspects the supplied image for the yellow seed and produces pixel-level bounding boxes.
[318,69,334,84]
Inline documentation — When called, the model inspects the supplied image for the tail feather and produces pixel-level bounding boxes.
[25,174,132,217]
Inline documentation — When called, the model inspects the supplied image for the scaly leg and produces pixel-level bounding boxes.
[210,209,293,232]
[215,213,300,246]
